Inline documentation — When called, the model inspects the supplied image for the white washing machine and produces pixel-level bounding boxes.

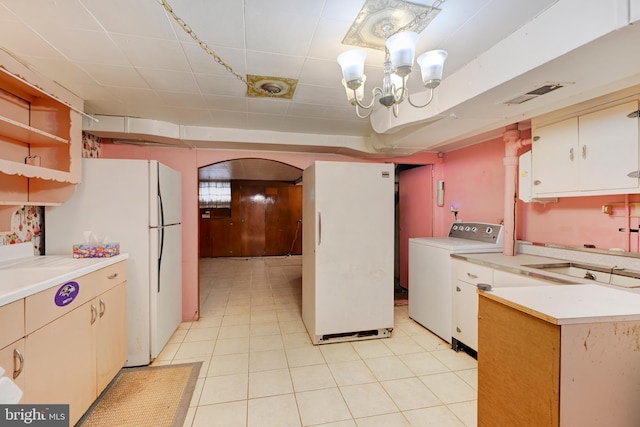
[408,222,504,343]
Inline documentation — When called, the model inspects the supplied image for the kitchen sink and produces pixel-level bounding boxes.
[523,262,640,288]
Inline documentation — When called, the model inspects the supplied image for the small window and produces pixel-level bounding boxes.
[199,181,231,209]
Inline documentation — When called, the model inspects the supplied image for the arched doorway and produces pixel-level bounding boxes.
[198,158,303,257]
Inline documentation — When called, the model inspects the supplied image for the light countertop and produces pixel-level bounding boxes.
[0,253,128,306]
[451,252,640,287]
[480,284,640,325]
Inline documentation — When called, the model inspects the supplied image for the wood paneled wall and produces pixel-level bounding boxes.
[199,180,302,257]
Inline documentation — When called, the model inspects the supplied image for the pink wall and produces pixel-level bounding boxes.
[520,193,640,251]
[427,130,640,252]
[101,143,398,321]
[432,137,508,236]
[101,134,640,321]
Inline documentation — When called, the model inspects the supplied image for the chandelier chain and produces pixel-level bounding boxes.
[395,0,447,34]
[159,0,273,96]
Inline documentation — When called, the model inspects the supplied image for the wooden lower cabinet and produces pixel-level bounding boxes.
[24,300,96,425]
[0,339,25,394]
[18,261,127,425]
[478,294,640,427]
[478,296,560,426]
[96,282,127,394]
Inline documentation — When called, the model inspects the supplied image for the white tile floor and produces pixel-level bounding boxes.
[153,256,478,427]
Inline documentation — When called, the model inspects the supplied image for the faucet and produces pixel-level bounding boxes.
[584,271,596,280]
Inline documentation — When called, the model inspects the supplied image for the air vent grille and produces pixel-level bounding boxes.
[503,83,565,105]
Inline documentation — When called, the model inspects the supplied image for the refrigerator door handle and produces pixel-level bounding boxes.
[157,227,164,293]
[156,163,165,293]
[318,211,321,246]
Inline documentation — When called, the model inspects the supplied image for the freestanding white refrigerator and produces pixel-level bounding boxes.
[302,161,394,344]
[45,158,182,367]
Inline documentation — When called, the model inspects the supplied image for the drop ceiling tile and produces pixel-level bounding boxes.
[207,110,248,128]
[322,0,366,22]
[72,83,124,103]
[165,0,246,49]
[244,0,322,56]
[18,56,97,87]
[136,68,200,92]
[246,51,305,80]
[247,113,287,131]
[156,91,207,109]
[156,106,215,126]
[111,33,191,71]
[1,0,103,31]
[81,0,174,39]
[247,98,290,115]
[203,95,248,112]
[195,74,247,97]
[79,63,148,88]
[49,29,130,65]
[318,105,368,122]
[292,84,348,106]
[101,87,161,105]
[307,18,361,61]
[182,42,246,76]
[298,58,342,87]
[0,12,64,58]
[285,102,335,118]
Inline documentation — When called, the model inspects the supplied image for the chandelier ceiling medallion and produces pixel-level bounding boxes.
[338,0,448,119]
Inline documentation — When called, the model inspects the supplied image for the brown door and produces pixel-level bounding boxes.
[264,185,302,255]
[240,185,266,256]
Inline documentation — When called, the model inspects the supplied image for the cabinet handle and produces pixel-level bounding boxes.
[99,299,106,318]
[466,273,478,279]
[533,136,540,142]
[318,212,322,246]
[13,348,23,379]
[569,147,574,161]
[533,180,541,186]
[582,145,587,159]
[456,286,461,292]
[477,283,492,291]
[628,171,640,179]
[456,327,462,333]
[91,304,98,325]
[108,273,118,280]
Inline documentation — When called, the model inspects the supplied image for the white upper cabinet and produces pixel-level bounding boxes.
[531,99,640,198]
[531,117,579,195]
[578,101,639,192]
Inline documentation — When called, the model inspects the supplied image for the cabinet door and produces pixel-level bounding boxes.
[96,282,127,394]
[579,101,639,191]
[24,302,96,426]
[531,117,579,194]
[478,296,560,427]
[452,281,478,351]
[0,339,25,396]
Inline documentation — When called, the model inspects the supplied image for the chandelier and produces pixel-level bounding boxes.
[337,30,447,119]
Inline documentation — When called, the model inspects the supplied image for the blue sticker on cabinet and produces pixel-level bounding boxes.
[54,281,79,307]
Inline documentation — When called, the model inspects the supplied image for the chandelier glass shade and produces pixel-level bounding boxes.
[337,31,447,119]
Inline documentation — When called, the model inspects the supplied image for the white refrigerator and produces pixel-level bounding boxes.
[45,158,182,367]
[302,161,395,344]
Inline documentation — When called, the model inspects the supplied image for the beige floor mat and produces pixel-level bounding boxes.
[77,362,201,427]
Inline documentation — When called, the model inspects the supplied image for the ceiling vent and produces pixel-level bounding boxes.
[503,83,566,105]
